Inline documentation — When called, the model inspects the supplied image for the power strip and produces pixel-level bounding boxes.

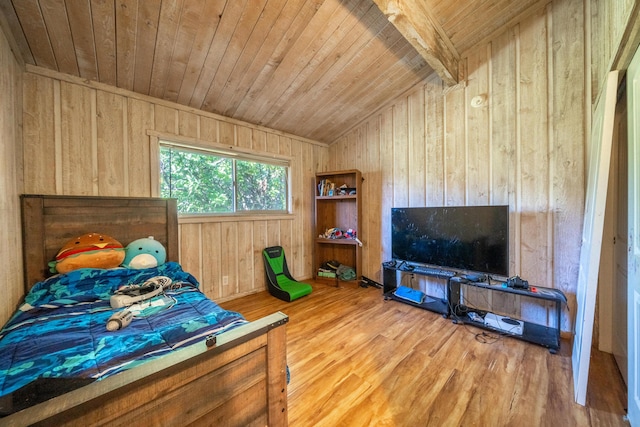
[360,276,382,288]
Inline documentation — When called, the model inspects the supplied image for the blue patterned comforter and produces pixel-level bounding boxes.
[0,262,246,400]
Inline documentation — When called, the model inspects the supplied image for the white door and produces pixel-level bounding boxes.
[626,44,640,426]
[599,91,629,380]
[614,104,628,385]
[572,70,618,405]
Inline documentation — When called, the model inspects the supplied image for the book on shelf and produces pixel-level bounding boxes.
[317,179,335,196]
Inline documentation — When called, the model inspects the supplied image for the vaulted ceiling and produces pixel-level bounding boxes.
[0,0,544,143]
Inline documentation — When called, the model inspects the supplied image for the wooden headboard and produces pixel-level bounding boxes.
[21,195,179,291]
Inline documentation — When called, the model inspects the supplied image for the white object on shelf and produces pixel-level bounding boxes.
[484,313,523,335]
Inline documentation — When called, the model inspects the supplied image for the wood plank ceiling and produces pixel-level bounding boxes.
[0,0,544,143]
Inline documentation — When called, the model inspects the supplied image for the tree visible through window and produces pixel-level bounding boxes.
[160,143,289,215]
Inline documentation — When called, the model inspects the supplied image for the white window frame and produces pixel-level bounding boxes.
[149,132,293,220]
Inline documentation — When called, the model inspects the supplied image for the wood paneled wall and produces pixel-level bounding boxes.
[590,0,637,102]
[21,67,326,303]
[329,0,587,331]
[0,18,23,326]
[5,0,636,331]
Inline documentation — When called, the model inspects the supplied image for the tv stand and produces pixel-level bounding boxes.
[382,261,450,316]
[448,276,566,353]
[381,261,567,353]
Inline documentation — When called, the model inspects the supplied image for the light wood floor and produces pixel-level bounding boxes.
[221,281,629,427]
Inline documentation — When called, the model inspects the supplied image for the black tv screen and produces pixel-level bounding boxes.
[391,206,509,277]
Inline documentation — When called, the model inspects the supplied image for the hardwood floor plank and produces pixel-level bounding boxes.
[220,282,629,426]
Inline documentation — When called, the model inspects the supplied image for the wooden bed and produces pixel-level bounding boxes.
[2,194,288,426]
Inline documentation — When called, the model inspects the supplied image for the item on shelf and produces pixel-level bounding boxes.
[393,286,425,304]
[318,179,357,197]
[462,273,486,282]
[321,260,341,271]
[318,270,337,278]
[323,227,343,239]
[336,264,356,281]
[320,227,363,246]
[344,228,363,246]
[483,313,524,335]
[507,275,529,289]
[319,260,356,281]
[382,263,449,316]
[317,179,336,196]
[336,184,357,195]
[467,312,482,322]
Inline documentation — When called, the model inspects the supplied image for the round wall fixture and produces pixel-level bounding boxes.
[470,94,488,108]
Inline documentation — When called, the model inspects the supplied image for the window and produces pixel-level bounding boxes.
[159,142,289,215]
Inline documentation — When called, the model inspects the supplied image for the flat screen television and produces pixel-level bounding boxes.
[391,205,509,277]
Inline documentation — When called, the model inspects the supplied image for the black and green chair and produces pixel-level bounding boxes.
[262,246,312,302]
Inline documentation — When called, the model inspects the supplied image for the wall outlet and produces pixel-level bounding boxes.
[222,276,228,286]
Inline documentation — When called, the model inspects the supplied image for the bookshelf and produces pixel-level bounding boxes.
[314,170,362,284]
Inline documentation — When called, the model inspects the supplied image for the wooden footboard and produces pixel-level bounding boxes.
[2,312,288,427]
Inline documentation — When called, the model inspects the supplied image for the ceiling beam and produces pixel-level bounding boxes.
[372,0,460,86]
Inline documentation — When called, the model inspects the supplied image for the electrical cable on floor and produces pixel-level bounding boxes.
[447,278,504,345]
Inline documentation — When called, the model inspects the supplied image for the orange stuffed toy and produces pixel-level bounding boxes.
[49,232,126,274]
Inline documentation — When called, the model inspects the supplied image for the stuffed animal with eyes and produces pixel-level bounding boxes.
[49,232,126,274]
[122,236,166,269]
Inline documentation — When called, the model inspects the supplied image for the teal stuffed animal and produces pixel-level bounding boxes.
[122,236,166,269]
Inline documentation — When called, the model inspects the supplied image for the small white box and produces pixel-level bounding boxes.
[484,313,524,335]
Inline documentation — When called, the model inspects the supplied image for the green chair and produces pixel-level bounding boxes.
[262,246,312,302]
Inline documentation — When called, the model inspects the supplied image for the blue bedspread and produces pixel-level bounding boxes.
[0,262,246,400]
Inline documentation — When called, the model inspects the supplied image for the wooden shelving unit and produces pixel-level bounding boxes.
[314,170,362,284]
